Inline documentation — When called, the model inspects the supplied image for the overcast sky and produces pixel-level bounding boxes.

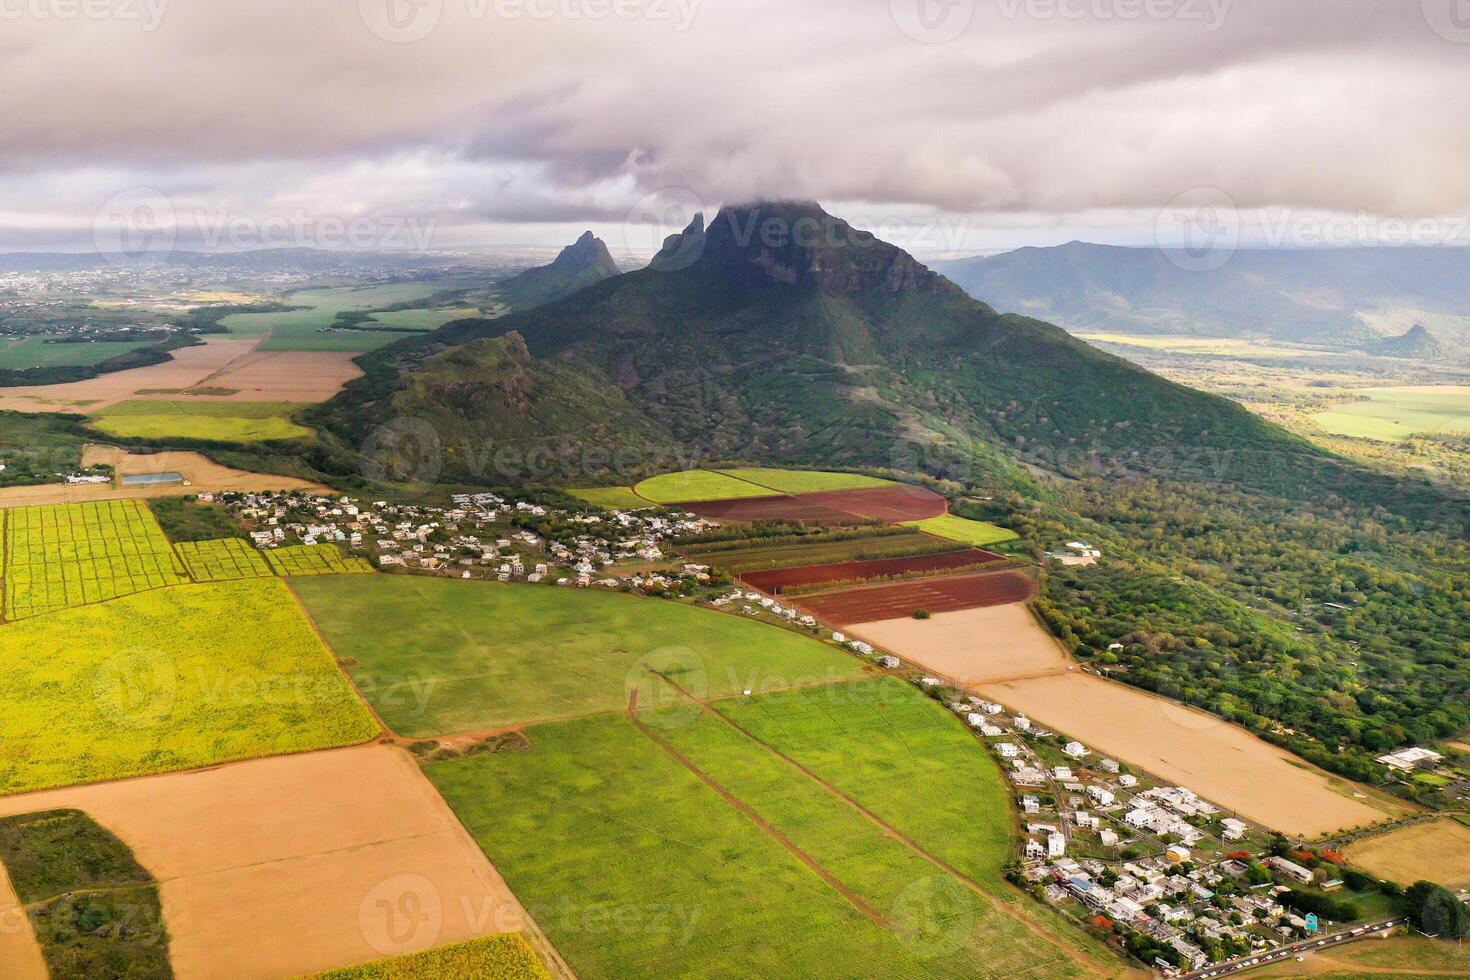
[3,0,1469,256]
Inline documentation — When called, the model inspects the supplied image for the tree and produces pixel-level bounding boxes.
[1406,881,1470,939]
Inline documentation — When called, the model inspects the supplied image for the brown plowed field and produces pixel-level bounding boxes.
[795,570,1035,624]
[677,495,862,524]
[740,548,1002,593]
[799,485,949,522]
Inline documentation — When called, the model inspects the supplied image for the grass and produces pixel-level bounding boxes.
[219,284,445,351]
[289,576,862,737]
[176,538,272,581]
[0,809,170,978]
[426,696,1091,980]
[0,336,155,371]
[0,578,380,795]
[902,515,1020,547]
[715,468,895,494]
[299,934,550,979]
[362,307,481,332]
[2,500,190,620]
[147,496,246,543]
[1311,386,1470,441]
[88,400,312,443]
[264,544,373,576]
[565,486,650,510]
[633,470,781,504]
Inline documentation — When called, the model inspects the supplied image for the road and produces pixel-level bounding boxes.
[1183,918,1403,978]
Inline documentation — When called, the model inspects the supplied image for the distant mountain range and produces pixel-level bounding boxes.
[312,201,1425,510]
[932,242,1470,358]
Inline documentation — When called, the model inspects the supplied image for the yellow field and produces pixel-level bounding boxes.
[175,537,273,581]
[0,578,379,795]
[1343,819,1470,888]
[302,934,552,979]
[265,543,374,576]
[2,500,189,619]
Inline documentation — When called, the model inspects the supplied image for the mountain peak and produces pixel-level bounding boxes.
[549,230,619,278]
[649,200,951,295]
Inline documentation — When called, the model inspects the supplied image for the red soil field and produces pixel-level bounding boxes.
[798,485,949,522]
[677,494,862,524]
[795,570,1035,625]
[740,548,1003,594]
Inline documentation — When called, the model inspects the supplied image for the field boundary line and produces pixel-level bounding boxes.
[647,671,1124,976]
[625,696,894,930]
[282,579,390,741]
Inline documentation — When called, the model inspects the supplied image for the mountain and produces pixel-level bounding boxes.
[317,201,1404,502]
[933,242,1470,355]
[1368,323,1448,359]
[491,231,621,311]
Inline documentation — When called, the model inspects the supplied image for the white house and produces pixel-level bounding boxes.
[1013,716,1032,731]
[1063,741,1088,759]
[980,724,1003,737]
[1088,786,1115,806]
[978,701,1004,715]
[1052,766,1073,781]
[996,743,1020,759]
[1048,832,1066,858]
[1268,856,1315,884]
[1025,838,1046,861]
[1100,829,1120,847]
[1375,746,1444,772]
[1099,759,1120,774]
[1119,774,1138,788]
[1021,796,1041,814]
[1220,818,1248,841]
[967,713,987,728]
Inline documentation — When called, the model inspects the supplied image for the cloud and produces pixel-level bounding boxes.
[0,0,1466,251]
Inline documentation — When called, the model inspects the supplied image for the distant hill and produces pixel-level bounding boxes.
[1367,323,1448,359]
[932,242,1470,355]
[314,201,1385,501]
[491,231,621,311]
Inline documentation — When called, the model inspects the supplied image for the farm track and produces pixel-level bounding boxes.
[641,671,1127,978]
[626,690,894,930]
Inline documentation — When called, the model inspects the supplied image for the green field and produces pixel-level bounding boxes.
[88,400,312,443]
[0,809,171,978]
[2,500,190,620]
[633,470,781,504]
[1077,333,1334,359]
[715,468,895,495]
[1311,386,1470,441]
[687,528,963,574]
[565,486,651,509]
[302,934,550,979]
[289,576,861,737]
[0,578,379,795]
[264,543,373,576]
[362,307,480,332]
[426,678,1100,979]
[175,538,272,581]
[902,515,1020,547]
[0,335,155,371]
[219,284,445,351]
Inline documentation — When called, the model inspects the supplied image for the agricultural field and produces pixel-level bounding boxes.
[798,485,950,522]
[633,469,780,504]
[0,808,169,979]
[714,467,895,494]
[795,570,1035,624]
[0,335,155,371]
[676,494,862,524]
[87,400,312,443]
[1076,332,1335,359]
[219,284,446,351]
[903,514,1019,547]
[175,537,272,581]
[565,485,651,509]
[427,680,1112,979]
[1255,935,1470,977]
[852,602,1070,685]
[739,547,1002,594]
[1310,385,1470,441]
[2,499,189,620]
[685,527,963,574]
[0,745,527,980]
[361,307,481,332]
[290,575,862,737]
[264,543,373,576]
[1342,819,1470,888]
[0,578,379,795]
[304,934,551,980]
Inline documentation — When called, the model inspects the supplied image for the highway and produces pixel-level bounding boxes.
[1182,917,1404,978]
